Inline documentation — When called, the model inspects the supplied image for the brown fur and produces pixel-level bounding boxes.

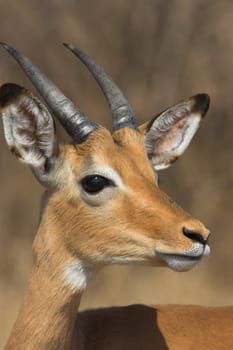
[76,304,233,350]
[1,85,218,349]
[4,128,212,350]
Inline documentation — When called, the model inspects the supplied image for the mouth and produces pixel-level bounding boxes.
[157,244,210,272]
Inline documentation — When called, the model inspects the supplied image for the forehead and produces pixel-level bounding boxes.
[71,127,155,180]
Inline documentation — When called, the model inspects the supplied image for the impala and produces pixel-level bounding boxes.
[0,42,231,350]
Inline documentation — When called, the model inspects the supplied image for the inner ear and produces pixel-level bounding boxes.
[0,83,58,182]
[139,93,210,171]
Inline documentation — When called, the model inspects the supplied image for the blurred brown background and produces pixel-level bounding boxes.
[0,0,233,346]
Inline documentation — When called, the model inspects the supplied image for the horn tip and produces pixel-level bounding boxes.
[63,42,83,58]
[0,41,17,57]
[0,41,10,50]
[63,42,74,50]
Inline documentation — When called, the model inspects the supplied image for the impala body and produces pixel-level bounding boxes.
[1,42,231,350]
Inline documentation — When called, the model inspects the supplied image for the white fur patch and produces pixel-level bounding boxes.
[64,261,92,292]
[98,167,125,189]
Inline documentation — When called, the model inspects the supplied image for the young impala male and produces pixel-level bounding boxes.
[0,42,232,350]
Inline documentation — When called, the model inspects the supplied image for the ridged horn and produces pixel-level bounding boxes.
[63,43,138,132]
[0,42,99,143]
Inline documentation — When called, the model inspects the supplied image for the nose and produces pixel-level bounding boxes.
[183,227,210,245]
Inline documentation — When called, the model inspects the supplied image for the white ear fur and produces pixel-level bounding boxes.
[140,94,210,171]
[0,83,57,182]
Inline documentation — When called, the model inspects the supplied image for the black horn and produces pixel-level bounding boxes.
[63,43,138,132]
[0,42,98,143]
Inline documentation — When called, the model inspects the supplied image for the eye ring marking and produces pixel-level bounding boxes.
[81,174,115,195]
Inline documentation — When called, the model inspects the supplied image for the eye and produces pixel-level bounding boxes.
[81,175,114,194]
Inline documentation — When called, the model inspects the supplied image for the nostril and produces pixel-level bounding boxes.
[182,227,207,245]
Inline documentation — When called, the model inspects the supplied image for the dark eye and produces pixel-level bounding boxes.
[81,175,114,194]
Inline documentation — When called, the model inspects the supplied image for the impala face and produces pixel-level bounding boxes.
[0,43,210,288]
[45,126,210,274]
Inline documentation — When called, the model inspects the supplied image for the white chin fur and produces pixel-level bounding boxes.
[158,243,211,272]
[161,254,201,272]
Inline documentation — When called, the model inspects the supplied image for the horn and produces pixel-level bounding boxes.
[0,42,98,143]
[63,43,138,132]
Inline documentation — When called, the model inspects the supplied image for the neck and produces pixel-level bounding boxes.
[5,219,87,350]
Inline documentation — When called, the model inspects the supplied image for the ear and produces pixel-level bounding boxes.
[139,94,210,171]
[0,83,58,185]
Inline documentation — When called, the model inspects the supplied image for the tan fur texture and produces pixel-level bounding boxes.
[1,81,215,349]
[4,127,212,350]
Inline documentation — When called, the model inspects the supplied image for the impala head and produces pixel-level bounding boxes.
[0,42,210,290]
